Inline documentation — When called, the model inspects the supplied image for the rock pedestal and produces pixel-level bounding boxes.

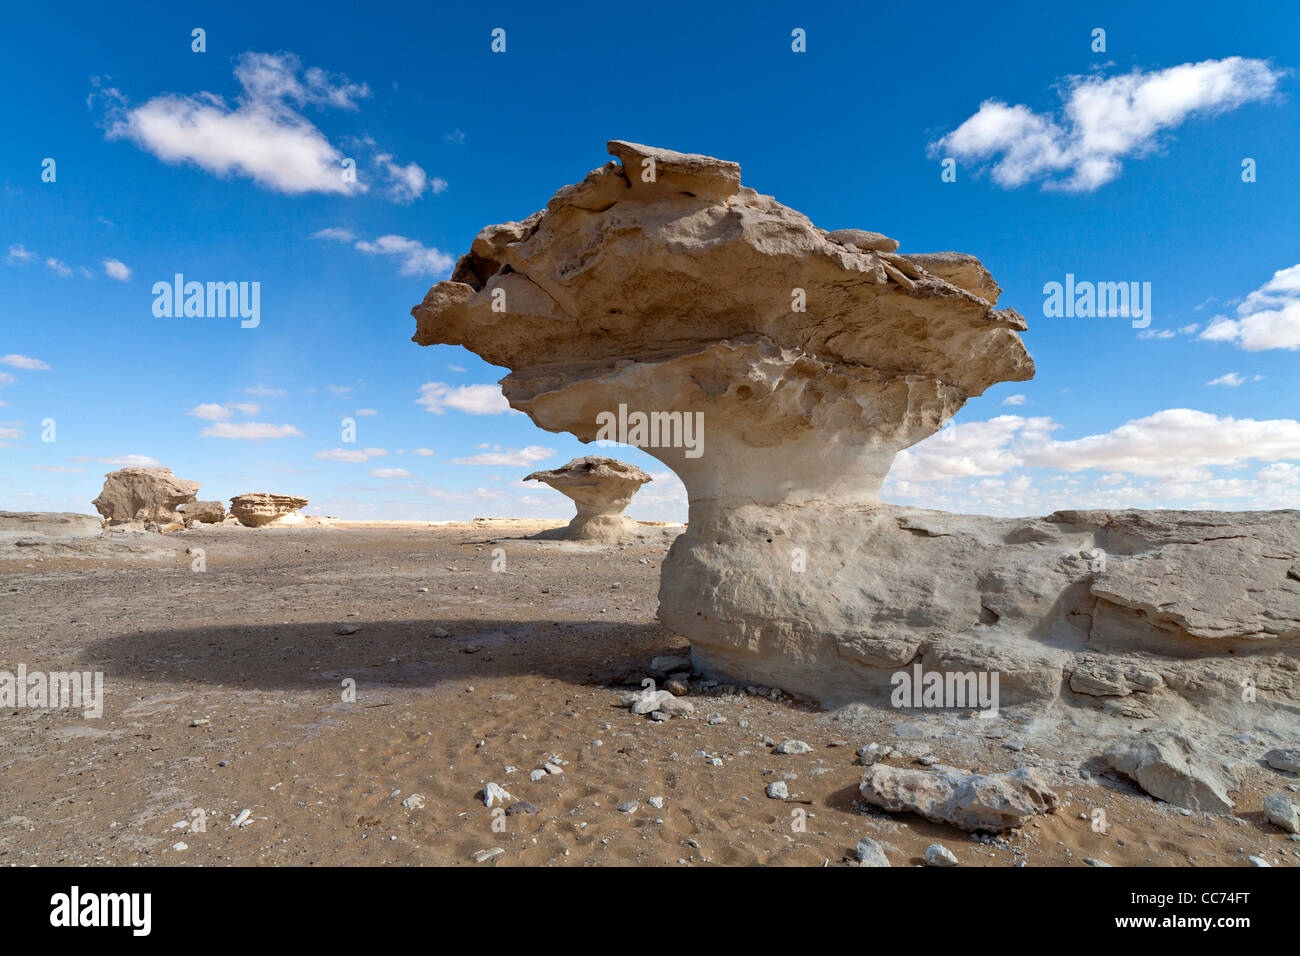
[410,141,1299,738]
[229,493,308,528]
[91,467,200,526]
[525,456,652,542]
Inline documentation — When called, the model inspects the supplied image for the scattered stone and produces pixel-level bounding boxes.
[856,836,890,867]
[1101,732,1239,812]
[401,794,426,810]
[529,769,547,782]
[775,740,812,755]
[1083,857,1112,867]
[472,848,504,863]
[617,800,639,813]
[925,844,958,866]
[1264,748,1300,773]
[336,625,360,635]
[1248,856,1270,867]
[765,781,789,800]
[860,765,1059,833]
[1263,792,1299,833]
[506,801,540,816]
[648,796,665,810]
[482,782,512,808]
[431,627,451,638]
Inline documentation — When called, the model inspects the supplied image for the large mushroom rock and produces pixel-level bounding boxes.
[229,493,309,528]
[409,142,1299,735]
[525,455,652,542]
[92,467,201,526]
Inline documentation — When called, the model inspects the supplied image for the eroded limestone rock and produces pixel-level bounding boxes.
[179,501,226,525]
[1101,732,1239,812]
[859,764,1059,832]
[92,467,200,525]
[525,456,651,542]
[409,141,1299,733]
[229,493,308,528]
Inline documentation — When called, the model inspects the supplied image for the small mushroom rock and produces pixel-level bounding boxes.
[229,493,309,528]
[525,456,651,542]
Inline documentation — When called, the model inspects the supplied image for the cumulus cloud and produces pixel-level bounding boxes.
[1,354,50,370]
[416,382,510,415]
[314,227,454,276]
[97,52,433,200]
[316,447,386,462]
[369,467,412,478]
[201,422,303,439]
[1200,263,1300,351]
[931,57,1283,191]
[450,445,555,466]
[103,258,131,281]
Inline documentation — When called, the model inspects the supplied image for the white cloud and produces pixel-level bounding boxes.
[45,257,72,277]
[311,227,356,242]
[245,384,287,397]
[1206,372,1246,387]
[412,447,434,456]
[1,354,50,370]
[187,402,231,421]
[890,416,1059,481]
[316,447,387,462]
[353,234,454,276]
[31,465,86,474]
[369,467,412,478]
[5,244,35,264]
[327,384,355,397]
[932,57,1283,191]
[1137,328,1175,340]
[447,364,466,373]
[201,422,303,439]
[355,408,377,416]
[97,454,161,467]
[103,258,131,281]
[450,445,555,466]
[444,129,466,145]
[227,401,261,415]
[0,427,23,440]
[99,52,433,201]
[1200,263,1300,351]
[0,373,15,387]
[1001,394,1027,406]
[416,382,510,415]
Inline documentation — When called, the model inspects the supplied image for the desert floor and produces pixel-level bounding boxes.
[1,520,1295,866]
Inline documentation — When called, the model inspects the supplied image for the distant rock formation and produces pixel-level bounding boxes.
[525,456,651,542]
[229,493,308,528]
[409,142,1298,772]
[92,467,200,526]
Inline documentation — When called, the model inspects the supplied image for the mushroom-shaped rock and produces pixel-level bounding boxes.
[525,456,651,542]
[92,467,201,525]
[409,142,1299,719]
[229,493,309,528]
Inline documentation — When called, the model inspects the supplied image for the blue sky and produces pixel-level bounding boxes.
[3,0,1298,521]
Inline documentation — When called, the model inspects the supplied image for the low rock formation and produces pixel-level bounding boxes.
[410,141,1299,778]
[229,493,308,528]
[179,501,226,525]
[524,456,651,542]
[92,467,200,525]
[859,764,1059,832]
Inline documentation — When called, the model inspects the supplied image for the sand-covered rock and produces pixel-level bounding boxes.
[92,467,200,525]
[229,493,309,528]
[525,456,651,542]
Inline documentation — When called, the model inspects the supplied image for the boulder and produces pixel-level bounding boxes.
[91,467,200,525]
[1262,792,1298,833]
[178,500,226,524]
[229,493,308,528]
[859,764,1059,832]
[1101,732,1239,812]
[525,456,651,542]
[1264,748,1300,774]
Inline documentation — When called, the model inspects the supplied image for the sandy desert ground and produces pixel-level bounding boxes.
[2,520,1297,867]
